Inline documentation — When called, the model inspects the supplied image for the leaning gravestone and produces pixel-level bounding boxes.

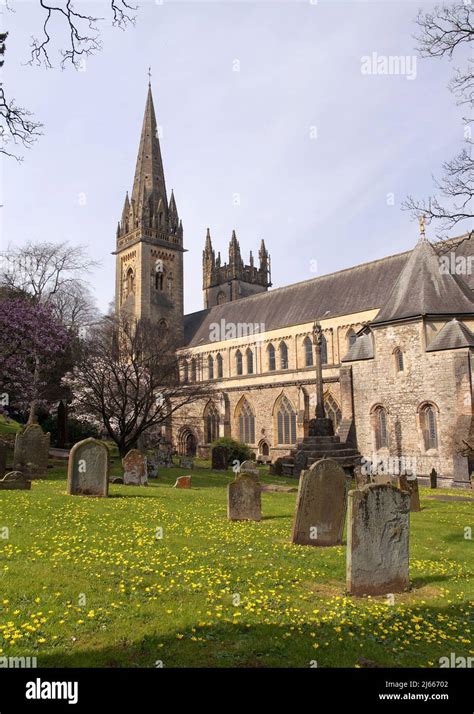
[291,458,347,546]
[122,449,148,486]
[13,424,50,479]
[346,483,410,596]
[227,474,262,522]
[67,438,109,497]
[0,443,6,479]
[0,472,31,491]
[398,474,421,512]
[211,445,228,471]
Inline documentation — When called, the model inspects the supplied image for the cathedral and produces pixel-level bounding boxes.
[115,84,474,488]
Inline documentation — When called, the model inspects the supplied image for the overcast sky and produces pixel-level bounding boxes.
[2,0,471,316]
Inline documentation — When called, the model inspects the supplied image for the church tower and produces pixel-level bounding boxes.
[202,230,271,308]
[114,83,185,344]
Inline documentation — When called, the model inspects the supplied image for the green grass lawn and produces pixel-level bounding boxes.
[0,461,472,668]
[0,415,22,435]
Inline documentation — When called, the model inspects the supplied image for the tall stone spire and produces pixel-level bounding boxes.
[131,84,168,215]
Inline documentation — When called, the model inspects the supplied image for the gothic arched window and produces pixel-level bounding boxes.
[158,319,168,339]
[236,350,243,376]
[267,344,276,371]
[208,355,214,380]
[374,405,388,450]
[155,272,164,291]
[204,402,220,444]
[394,347,404,372]
[126,267,135,296]
[238,399,255,444]
[304,336,313,367]
[325,393,341,430]
[246,348,254,374]
[279,342,288,370]
[216,353,223,379]
[320,335,328,365]
[167,272,173,294]
[421,404,438,451]
[276,396,297,445]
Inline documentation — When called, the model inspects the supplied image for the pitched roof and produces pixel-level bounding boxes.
[341,333,374,362]
[183,234,473,348]
[371,238,474,325]
[426,318,474,352]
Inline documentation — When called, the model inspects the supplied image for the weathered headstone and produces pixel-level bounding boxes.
[269,457,284,476]
[0,471,31,491]
[13,424,50,479]
[371,473,392,485]
[122,449,148,486]
[293,450,307,478]
[291,458,347,546]
[0,443,6,479]
[227,474,261,521]
[179,457,193,470]
[174,475,191,489]
[67,438,109,496]
[239,460,259,480]
[398,474,421,512]
[346,484,410,597]
[430,468,437,489]
[211,445,228,471]
[147,453,159,479]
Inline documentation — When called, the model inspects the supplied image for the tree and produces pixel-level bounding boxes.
[1,2,137,159]
[63,316,206,457]
[0,298,69,423]
[404,4,473,242]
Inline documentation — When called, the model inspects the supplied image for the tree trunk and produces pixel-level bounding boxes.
[27,356,40,425]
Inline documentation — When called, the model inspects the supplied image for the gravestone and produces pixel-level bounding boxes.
[122,449,148,486]
[227,474,262,521]
[179,457,193,470]
[430,468,437,489]
[372,473,392,485]
[0,443,6,479]
[174,475,191,489]
[67,438,109,496]
[240,460,259,480]
[0,471,31,491]
[346,484,410,596]
[293,450,307,478]
[13,424,50,479]
[147,453,159,479]
[398,474,421,512]
[211,445,228,471]
[269,457,284,476]
[291,458,347,546]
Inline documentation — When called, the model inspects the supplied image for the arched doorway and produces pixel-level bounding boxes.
[185,432,197,457]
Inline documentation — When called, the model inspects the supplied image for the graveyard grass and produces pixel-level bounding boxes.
[0,459,472,668]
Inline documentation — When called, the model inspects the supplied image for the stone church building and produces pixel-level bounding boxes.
[114,85,474,488]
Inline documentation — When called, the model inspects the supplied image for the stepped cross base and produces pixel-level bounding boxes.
[308,417,334,438]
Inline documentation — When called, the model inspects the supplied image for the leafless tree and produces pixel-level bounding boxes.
[64,316,206,456]
[403,4,473,243]
[49,281,100,331]
[0,240,98,305]
[1,2,137,160]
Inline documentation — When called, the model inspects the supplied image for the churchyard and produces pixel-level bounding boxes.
[0,442,472,669]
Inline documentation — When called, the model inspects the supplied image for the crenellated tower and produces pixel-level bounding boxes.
[114,83,185,344]
[202,230,271,308]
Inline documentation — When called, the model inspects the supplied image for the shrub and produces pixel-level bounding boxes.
[211,437,253,466]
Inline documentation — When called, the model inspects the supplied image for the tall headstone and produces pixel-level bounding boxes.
[211,445,228,471]
[0,472,31,491]
[67,438,109,496]
[147,453,159,479]
[227,474,262,522]
[239,460,259,480]
[13,424,50,479]
[291,458,347,546]
[347,484,410,597]
[0,443,6,479]
[122,449,148,486]
[398,474,421,512]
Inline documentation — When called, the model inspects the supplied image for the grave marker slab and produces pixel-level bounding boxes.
[67,438,109,496]
[211,445,228,471]
[239,460,259,480]
[122,449,148,486]
[179,457,193,470]
[227,474,262,521]
[13,425,50,479]
[291,458,347,546]
[346,484,410,596]
[398,475,421,512]
[174,475,191,489]
[0,471,31,490]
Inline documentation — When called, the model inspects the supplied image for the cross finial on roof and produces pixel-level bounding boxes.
[148,66,152,86]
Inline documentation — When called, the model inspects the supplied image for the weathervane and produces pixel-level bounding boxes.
[418,214,426,241]
[148,66,152,85]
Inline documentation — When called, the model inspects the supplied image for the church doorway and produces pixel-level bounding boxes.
[185,432,197,457]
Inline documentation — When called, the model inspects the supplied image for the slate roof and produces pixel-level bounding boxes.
[372,237,474,325]
[426,318,474,352]
[183,234,473,348]
[341,333,375,362]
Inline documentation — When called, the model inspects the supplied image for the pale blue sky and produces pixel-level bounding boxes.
[2,1,470,315]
